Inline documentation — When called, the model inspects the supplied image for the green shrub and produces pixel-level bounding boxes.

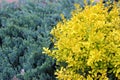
[44,1,120,80]
[0,1,60,80]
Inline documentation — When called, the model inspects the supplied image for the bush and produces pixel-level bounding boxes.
[0,1,61,80]
[44,1,120,80]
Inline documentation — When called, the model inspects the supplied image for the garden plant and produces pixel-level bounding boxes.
[44,0,120,80]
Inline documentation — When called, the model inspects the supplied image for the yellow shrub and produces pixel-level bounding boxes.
[44,1,120,80]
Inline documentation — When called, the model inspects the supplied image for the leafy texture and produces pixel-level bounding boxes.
[44,1,120,80]
[0,1,60,80]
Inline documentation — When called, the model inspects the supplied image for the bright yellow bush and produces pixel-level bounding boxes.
[44,1,120,80]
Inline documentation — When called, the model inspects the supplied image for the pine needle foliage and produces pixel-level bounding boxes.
[0,1,60,80]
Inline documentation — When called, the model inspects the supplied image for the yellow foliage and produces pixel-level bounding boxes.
[44,0,120,80]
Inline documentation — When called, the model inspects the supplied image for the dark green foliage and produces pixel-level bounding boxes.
[0,1,59,80]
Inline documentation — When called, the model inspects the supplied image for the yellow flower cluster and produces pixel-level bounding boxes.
[44,1,120,80]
